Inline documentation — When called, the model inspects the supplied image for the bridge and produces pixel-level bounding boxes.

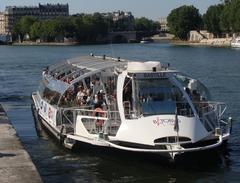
[107,31,137,43]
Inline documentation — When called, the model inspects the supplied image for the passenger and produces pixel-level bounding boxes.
[76,86,85,106]
[147,94,153,102]
[42,66,49,75]
[109,90,117,111]
[123,86,132,103]
[61,90,73,106]
[106,78,114,95]
[93,101,105,131]
[199,97,209,113]
[93,78,104,95]
[65,77,71,84]
[90,79,95,91]
[97,90,107,109]
[192,90,200,103]
[192,90,201,112]
[84,89,92,105]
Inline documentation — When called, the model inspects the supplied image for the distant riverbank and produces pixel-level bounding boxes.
[12,41,81,46]
[171,38,232,47]
[10,37,233,48]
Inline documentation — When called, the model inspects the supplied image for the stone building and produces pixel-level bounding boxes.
[0,12,6,34]
[158,17,169,32]
[4,3,69,34]
[112,11,134,22]
[189,30,214,42]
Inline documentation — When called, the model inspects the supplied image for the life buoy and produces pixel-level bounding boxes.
[93,107,105,127]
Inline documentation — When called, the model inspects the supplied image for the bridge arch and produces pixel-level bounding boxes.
[107,31,136,43]
[111,35,128,43]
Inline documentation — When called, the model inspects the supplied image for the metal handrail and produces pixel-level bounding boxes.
[61,107,120,124]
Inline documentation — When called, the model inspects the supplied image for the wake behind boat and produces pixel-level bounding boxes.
[32,54,232,160]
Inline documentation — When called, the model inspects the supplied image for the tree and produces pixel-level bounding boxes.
[40,20,58,42]
[30,22,43,40]
[219,0,240,33]
[167,5,203,40]
[134,17,160,38]
[203,4,224,37]
[227,0,240,32]
[220,3,232,32]
[13,16,38,42]
[20,16,38,36]
[12,21,23,42]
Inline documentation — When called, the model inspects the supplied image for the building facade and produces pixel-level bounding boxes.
[4,3,69,34]
[158,17,169,32]
[112,11,134,22]
[0,12,6,34]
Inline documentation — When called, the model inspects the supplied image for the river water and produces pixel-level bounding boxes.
[0,43,240,182]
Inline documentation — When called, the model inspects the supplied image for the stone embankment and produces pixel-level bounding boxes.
[171,38,232,47]
[0,104,42,183]
[198,38,232,47]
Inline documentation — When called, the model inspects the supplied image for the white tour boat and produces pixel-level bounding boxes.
[32,55,232,159]
[231,37,240,48]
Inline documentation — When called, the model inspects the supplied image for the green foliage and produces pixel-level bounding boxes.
[224,0,240,32]
[204,0,240,34]
[220,4,232,32]
[134,17,159,32]
[13,16,38,42]
[30,22,43,40]
[12,21,22,41]
[12,13,158,43]
[73,13,108,43]
[167,5,203,40]
[203,4,224,37]
[134,17,160,38]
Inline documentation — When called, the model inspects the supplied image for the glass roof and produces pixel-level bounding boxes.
[45,56,127,93]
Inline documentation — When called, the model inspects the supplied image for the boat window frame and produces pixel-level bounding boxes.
[122,72,197,118]
[134,75,180,116]
[39,80,62,106]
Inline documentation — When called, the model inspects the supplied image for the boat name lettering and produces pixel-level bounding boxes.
[153,117,181,126]
[137,73,166,79]
[48,107,54,119]
[43,103,47,113]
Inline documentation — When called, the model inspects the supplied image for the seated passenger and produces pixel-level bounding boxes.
[93,78,104,95]
[76,86,85,106]
[192,90,200,103]
[123,86,132,107]
[42,66,49,76]
[97,90,107,109]
[185,87,191,99]
[94,101,105,131]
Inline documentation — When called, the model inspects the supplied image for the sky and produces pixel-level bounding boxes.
[0,0,221,20]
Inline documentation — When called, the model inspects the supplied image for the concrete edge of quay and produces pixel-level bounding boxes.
[0,104,42,183]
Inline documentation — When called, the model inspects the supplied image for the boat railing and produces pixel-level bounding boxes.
[175,101,226,117]
[196,101,226,132]
[60,107,121,135]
